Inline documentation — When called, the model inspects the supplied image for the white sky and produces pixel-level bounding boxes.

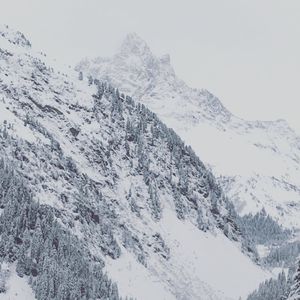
[1,0,300,133]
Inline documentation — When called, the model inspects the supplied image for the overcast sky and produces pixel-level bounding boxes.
[1,0,300,133]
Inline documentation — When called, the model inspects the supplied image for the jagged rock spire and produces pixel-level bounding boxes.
[119,32,152,57]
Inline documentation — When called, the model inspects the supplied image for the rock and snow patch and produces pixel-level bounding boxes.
[0,25,31,49]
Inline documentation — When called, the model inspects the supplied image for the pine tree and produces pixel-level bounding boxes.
[148,183,161,220]
[288,258,300,299]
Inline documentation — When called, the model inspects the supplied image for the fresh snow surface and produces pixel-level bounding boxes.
[0,264,35,300]
[106,249,176,300]
[106,207,272,300]
[256,245,271,259]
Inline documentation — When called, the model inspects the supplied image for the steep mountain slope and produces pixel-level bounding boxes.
[0,25,274,300]
[77,33,300,228]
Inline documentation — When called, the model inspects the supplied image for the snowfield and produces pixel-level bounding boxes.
[106,206,274,300]
[0,264,35,300]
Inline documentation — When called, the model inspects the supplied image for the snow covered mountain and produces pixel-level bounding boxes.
[0,26,274,300]
[288,258,300,299]
[77,33,300,229]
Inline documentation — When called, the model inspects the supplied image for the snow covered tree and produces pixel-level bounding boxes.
[88,75,93,85]
[148,183,161,220]
[288,258,300,299]
[0,160,121,300]
[247,270,290,300]
[239,209,290,246]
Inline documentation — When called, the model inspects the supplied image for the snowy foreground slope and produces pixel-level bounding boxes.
[0,263,35,300]
[0,25,275,299]
[77,33,300,228]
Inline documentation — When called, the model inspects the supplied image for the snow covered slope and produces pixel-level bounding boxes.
[0,25,274,299]
[77,33,300,228]
[0,263,35,300]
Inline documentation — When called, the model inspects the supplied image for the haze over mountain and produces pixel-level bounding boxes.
[2,0,300,136]
[77,33,300,229]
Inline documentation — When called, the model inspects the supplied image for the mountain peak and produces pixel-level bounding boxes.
[119,32,152,57]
